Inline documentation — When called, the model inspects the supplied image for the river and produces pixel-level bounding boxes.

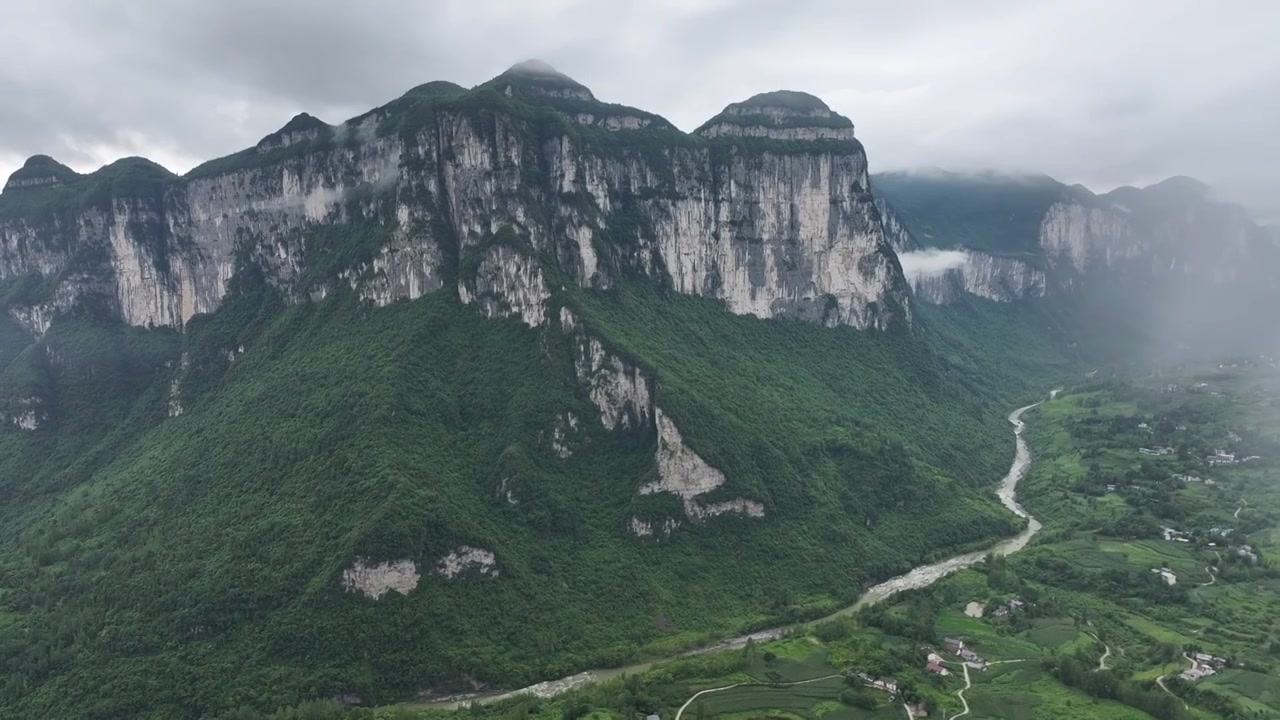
[419,400,1045,709]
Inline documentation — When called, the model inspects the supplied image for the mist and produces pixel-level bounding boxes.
[897,249,968,280]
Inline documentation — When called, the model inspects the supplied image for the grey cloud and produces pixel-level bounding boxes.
[2,0,1277,224]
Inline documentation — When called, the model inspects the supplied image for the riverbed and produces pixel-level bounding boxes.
[419,401,1044,709]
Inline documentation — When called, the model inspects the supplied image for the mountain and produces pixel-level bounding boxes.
[874,170,1280,357]
[0,62,1072,718]
[0,62,908,336]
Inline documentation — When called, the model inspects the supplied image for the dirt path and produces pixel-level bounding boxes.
[1155,654,1194,710]
[1087,633,1111,670]
[1235,499,1247,519]
[673,674,843,720]
[947,662,972,720]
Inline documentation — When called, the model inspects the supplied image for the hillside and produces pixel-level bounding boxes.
[0,64,1078,718]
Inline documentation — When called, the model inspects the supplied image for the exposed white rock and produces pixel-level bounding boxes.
[459,244,549,326]
[1039,202,1141,271]
[0,94,910,334]
[697,124,857,141]
[436,546,497,578]
[573,337,651,431]
[642,149,908,330]
[167,376,183,417]
[903,250,1046,304]
[628,516,681,538]
[640,407,764,520]
[572,113,652,131]
[13,409,39,431]
[559,306,578,333]
[342,558,420,599]
[551,412,579,458]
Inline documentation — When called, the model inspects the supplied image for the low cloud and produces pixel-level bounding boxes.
[897,249,968,279]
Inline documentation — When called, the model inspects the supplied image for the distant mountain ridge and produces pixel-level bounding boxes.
[874,170,1278,355]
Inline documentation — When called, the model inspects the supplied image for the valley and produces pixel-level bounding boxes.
[0,56,1274,720]
[274,360,1277,720]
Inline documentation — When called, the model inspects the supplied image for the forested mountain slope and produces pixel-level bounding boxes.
[0,62,1077,718]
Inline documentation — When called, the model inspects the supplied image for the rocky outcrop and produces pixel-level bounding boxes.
[550,412,579,459]
[640,407,764,521]
[572,335,652,432]
[341,558,420,599]
[435,546,497,578]
[458,243,549,326]
[0,62,911,335]
[696,91,858,141]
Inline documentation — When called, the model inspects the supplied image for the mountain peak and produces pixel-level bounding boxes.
[4,154,80,193]
[695,90,855,141]
[738,90,832,113]
[257,112,330,152]
[490,59,593,101]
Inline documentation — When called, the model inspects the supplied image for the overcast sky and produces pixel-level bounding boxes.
[3,0,1277,220]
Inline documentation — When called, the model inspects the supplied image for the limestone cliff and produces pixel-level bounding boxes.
[0,62,911,335]
[875,171,1276,310]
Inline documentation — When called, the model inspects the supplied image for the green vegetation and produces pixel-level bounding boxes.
[0,259,1078,719]
[872,171,1084,258]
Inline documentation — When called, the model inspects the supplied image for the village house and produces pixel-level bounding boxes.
[1193,652,1228,669]
[959,649,987,670]
[906,700,929,718]
[1162,527,1191,542]
[1207,450,1237,466]
[1151,568,1177,585]
[1106,483,1117,492]
[1182,665,1217,681]
[1236,545,1259,564]
[925,661,950,676]
[855,672,899,696]
[942,637,964,654]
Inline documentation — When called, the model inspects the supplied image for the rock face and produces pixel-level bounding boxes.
[561,306,763,533]
[876,194,1045,304]
[905,250,1046,304]
[342,558,420,599]
[0,62,911,335]
[642,407,765,521]
[435,547,497,578]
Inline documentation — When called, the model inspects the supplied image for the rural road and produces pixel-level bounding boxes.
[1235,499,1247,519]
[1088,633,1111,670]
[672,674,843,720]
[947,662,972,720]
[1155,654,1194,710]
[417,399,1047,712]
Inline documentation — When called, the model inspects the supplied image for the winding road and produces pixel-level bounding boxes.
[947,662,972,720]
[420,400,1047,710]
[672,674,843,720]
[1155,654,1194,710]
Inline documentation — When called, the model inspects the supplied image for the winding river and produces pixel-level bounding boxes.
[420,400,1046,709]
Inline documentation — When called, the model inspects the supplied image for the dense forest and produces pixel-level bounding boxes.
[0,253,1077,718]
